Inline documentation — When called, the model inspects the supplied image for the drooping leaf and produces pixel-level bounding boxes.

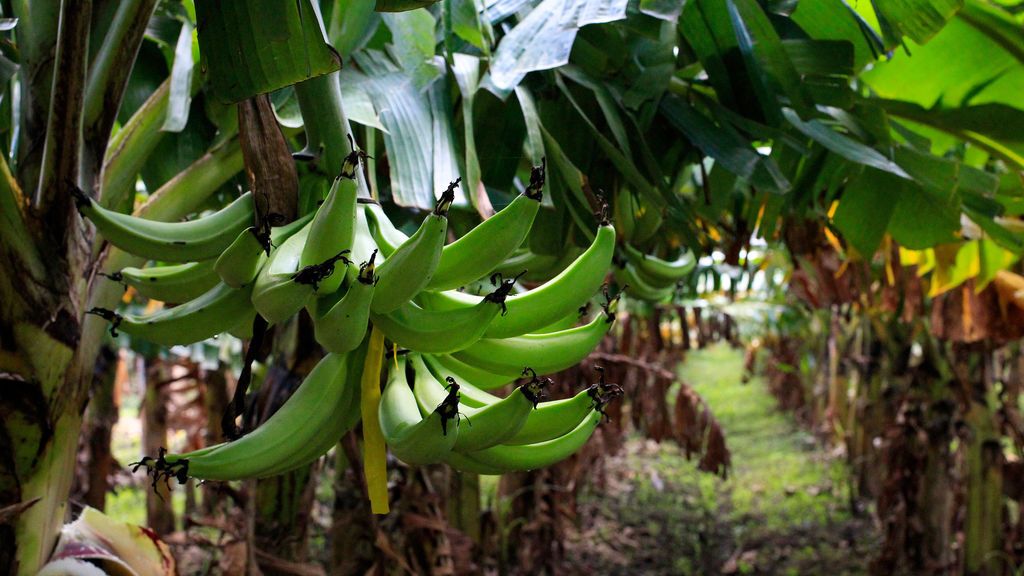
[162,20,194,132]
[782,39,854,77]
[555,73,662,210]
[196,0,341,103]
[660,96,790,193]
[354,51,466,209]
[832,167,898,257]
[894,145,998,199]
[639,0,685,22]
[878,99,1024,169]
[783,109,910,178]
[428,76,467,206]
[863,9,1024,110]
[381,9,442,89]
[679,0,742,112]
[619,17,676,109]
[888,181,961,249]
[481,0,531,23]
[451,0,492,52]
[486,0,629,93]
[726,0,815,122]
[791,0,885,71]
[327,0,381,58]
[376,0,441,12]
[870,0,963,45]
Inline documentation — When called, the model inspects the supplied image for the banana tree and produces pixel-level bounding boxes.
[3,0,1024,573]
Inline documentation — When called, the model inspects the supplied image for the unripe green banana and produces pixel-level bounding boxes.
[259,342,367,477]
[73,186,254,262]
[370,182,456,313]
[426,163,546,291]
[215,228,267,288]
[215,213,315,289]
[452,313,615,379]
[418,223,615,338]
[613,188,637,242]
[113,260,219,304]
[142,353,354,481]
[371,277,515,354]
[631,193,664,245]
[613,261,675,302]
[410,354,545,452]
[621,242,695,286]
[424,357,623,446]
[364,203,411,259]
[427,353,517,391]
[450,409,604,473]
[490,248,562,282]
[443,451,507,475]
[312,253,377,354]
[300,154,361,294]
[422,355,504,406]
[379,356,460,465]
[88,282,254,346]
[506,376,622,445]
[251,222,350,325]
[351,202,385,268]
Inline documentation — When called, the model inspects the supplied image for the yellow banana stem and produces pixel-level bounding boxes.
[361,325,390,514]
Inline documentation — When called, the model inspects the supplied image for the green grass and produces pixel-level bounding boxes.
[678,344,849,532]
[567,343,876,575]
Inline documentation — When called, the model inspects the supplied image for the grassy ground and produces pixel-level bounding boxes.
[566,343,878,575]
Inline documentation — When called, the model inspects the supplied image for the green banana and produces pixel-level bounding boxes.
[427,353,517,391]
[505,372,623,445]
[410,354,545,452]
[88,282,254,346]
[251,221,349,325]
[73,186,254,262]
[443,451,507,475]
[491,248,560,282]
[422,355,504,406]
[417,223,616,338]
[215,228,267,289]
[312,252,377,354]
[452,313,615,379]
[352,202,384,268]
[369,181,457,313]
[370,277,515,354]
[113,260,219,304]
[363,203,412,259]
[614,188,662,244]
[424,358,623,446]
[613,261,675,302]
[425,163,545,291]
[533,310,585,334]
[621,242,696,286]
[449,409,604,473]
[379,356,461,465]
[215,213,315,289]
[300,153,362,294]
[260,342,367,477]
[366,163,545,287]
[139,353,355,481]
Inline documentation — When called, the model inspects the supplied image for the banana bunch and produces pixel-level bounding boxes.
[613,242,697,303]
[80,150,622,485]
[375,353,623,474]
